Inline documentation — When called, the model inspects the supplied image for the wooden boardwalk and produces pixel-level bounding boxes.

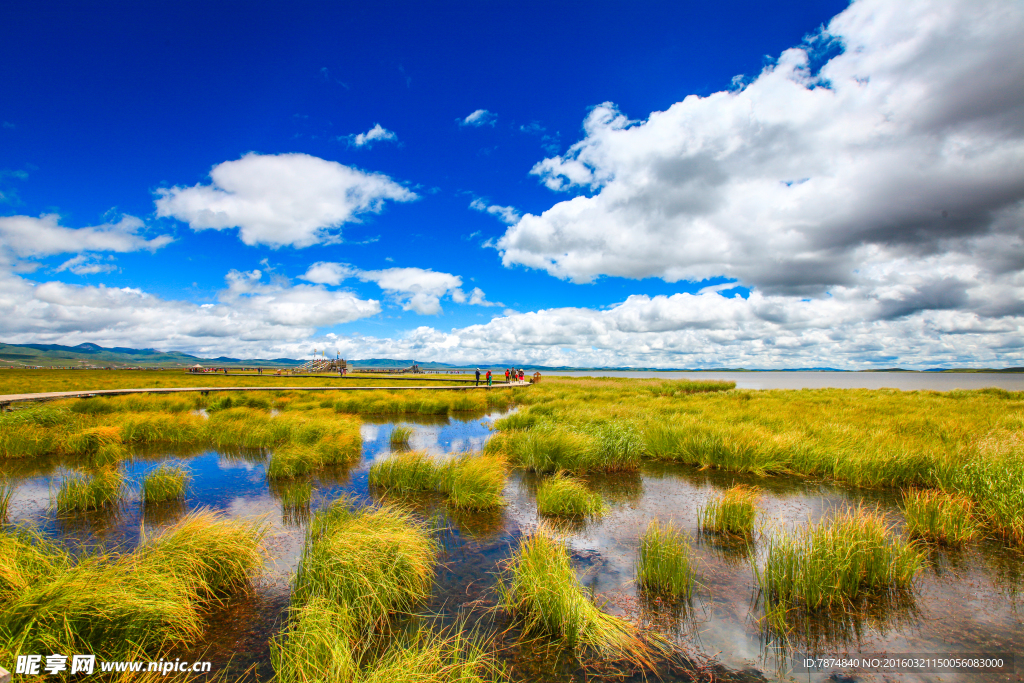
[0,381,528,410]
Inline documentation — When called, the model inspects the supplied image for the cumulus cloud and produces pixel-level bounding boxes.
[0,214,171,262]
[497,0,1024,310]
[460,109,497,127]
[469,198,520,225]
[300,262,500,314]
[155,153,417,248]
[0,267,380,354]
[345,123,398,148]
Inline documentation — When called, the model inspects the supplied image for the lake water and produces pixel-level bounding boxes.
[546,370,1024,391]
[5,409,1023,682]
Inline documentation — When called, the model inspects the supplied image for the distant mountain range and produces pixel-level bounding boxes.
[0,342,1021,372]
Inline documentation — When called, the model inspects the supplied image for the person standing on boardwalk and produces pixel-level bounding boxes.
[475,368,481,386]
[486,370,492,386]
[505,368,510,383]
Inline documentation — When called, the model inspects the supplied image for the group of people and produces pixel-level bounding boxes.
[474,367,526,386]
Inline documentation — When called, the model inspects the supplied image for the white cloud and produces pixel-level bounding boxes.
[53,254,118,275]
[1,254,1020,367]
[301,261,355,286]
[496,0,1024,311]
[155,153,417,248]
[469,198,520,225]
[346,124,398,148]
[0,267,380,353]
[460,109,497,127]
[0,214,171,262]
[300,262,500,314]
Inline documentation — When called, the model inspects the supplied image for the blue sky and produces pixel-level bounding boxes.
[1,0,1022,368]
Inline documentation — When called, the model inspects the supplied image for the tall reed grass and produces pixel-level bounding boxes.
[900,489,978,545]
[141,464,191,504]
[697,485,759,537]
[535,473,606,518]
[636,521,695,600]
[498,525,652,664]
[755,508,924,613]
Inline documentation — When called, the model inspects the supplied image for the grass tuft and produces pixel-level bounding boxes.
[137,508,268,598]
[755,507,924,613]
[270,596,358,683]
[370,451,508,510]
[54,468,125,513]
[498,525,653,664]
[0,478,14,522]
[535,473,606,518]
[141,464,191,504]
[0,510,266,662]
[698,485,759,537]
[293,499,438,632]
[901,489,979,546]
[390,426,413,449]
[636,520,695,600]
[438,454,508,510]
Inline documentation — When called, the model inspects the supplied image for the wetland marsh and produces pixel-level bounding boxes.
[1,375,1022,682]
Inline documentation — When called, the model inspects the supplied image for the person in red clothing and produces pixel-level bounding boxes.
[486,369,492,386]
[505,368,510,383]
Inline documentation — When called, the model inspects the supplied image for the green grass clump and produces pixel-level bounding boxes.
[53,468,125,513]
[271,597,503,683]
[499,525,651,664]
[636,520,695,599]
[901,489,979,546]
[137,508,268,598]
[141,464,191,504]
[370,452,508,510]
[271,597,358,682]
[390,426,413,449]
[535,473,606,518]
[267,443,323,479]
[0,478,14,522]
[293,500,438,632]
[486,428,638,474]
[369,451,440,492]
[0,510,266,662]
[359,625,504,683]
[438,454,508,510]
[698,485,759,536]
[0,549,203,661]
[755,508,924,612]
